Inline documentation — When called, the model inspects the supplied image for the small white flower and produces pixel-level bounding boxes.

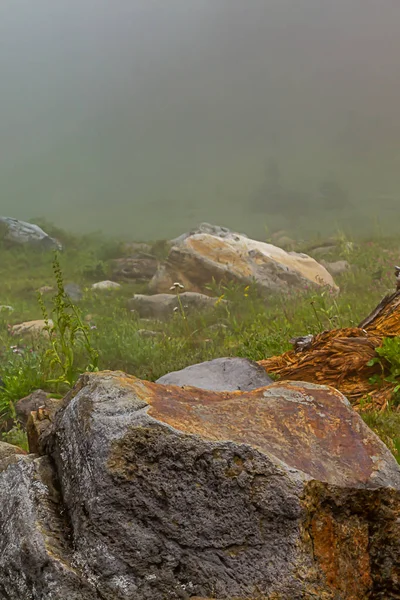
[173,306,179,312]
[170,282,184,290]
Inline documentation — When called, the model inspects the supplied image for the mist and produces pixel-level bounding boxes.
[1,0,400,240]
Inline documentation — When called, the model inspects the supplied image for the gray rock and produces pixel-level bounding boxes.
[321,259,351,277]
[111,257,158,282]
[156,357,273,391]
[128,292,220,319]
[0,455,98,599]
[0,441,26,471]
[15,389,48,427]
[64,283,83,303]
[170,222,244,246]
[0,217,62,250]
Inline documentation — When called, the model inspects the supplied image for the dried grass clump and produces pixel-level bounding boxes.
[259,288,400,410]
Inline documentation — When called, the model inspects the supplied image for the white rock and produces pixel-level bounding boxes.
[91,281,121,291]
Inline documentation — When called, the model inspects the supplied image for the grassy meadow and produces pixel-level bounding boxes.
[1,223,399,460]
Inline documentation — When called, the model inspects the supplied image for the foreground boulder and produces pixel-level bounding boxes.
[0,216,61,250]
[2,372,399,599]
[128,292,220,319]
[149,230,337,295]
[157,357,273,391]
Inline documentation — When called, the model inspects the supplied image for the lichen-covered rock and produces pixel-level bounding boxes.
[156,357,273,391]
[1,372,400,599]
[149,231,337,295]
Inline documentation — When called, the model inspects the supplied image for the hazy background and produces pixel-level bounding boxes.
[1,0,400,240]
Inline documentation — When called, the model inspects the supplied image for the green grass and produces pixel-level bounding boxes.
[1,227,400,462]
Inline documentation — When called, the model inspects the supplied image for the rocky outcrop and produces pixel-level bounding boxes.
[1,372,399,599]
[0,217,62,250]
[111,257,158,282]
[156,357,273,391]
[149,231,337,295]
[128,292,221,319]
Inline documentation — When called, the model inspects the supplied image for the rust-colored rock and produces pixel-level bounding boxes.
[26,396,63,454]
[3,371,394,599]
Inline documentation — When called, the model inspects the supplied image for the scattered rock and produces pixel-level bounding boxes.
[11,319,53,337]
[128,292,221,319]
[91,280,121,291]
[309,245,338,258]
[111,257,158,282]
[0,217,62,250]
[3,372,398,599]
[64,283,83,303]
[15,389,49,427]
[149,230,337,295]
[321,259,351,277]
[156,357,273,391]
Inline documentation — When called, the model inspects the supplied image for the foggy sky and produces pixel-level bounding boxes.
[1,0,400,239]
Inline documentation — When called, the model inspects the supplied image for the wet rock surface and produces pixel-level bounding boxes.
[1,372,400,599]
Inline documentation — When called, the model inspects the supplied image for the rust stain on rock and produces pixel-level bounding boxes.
[97,373,392,487]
